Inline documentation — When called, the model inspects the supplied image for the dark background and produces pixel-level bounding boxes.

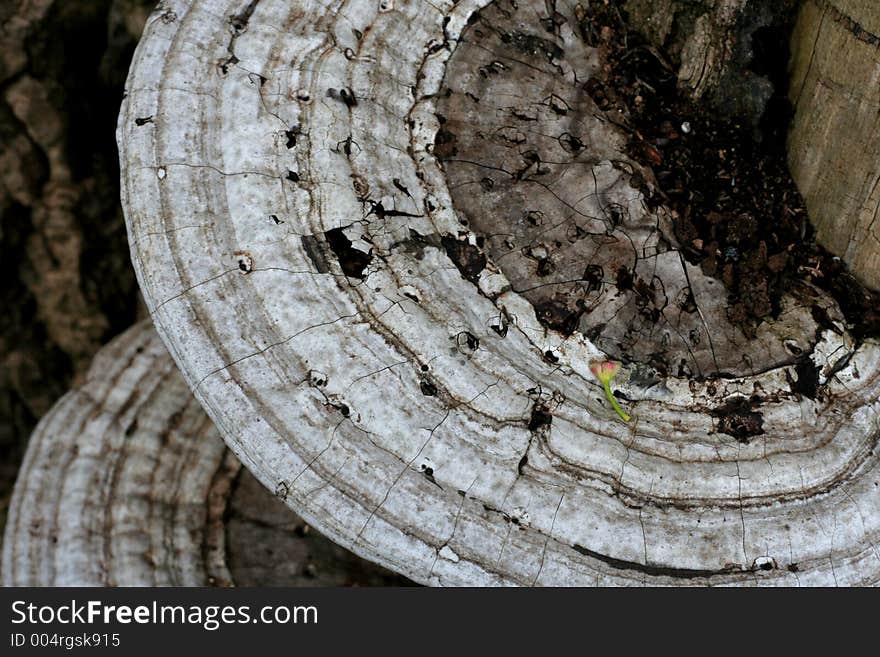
[0,0,157,534]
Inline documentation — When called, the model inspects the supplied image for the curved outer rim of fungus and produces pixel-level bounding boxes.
[118,0,880,586]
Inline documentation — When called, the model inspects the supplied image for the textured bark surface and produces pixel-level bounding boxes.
[788,0,880,291]
[624,0,799,125]
[120,0,880,585]
[0,0,153,531]
[1,321,411,586]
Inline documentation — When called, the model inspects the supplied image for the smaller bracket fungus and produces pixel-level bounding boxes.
[1,322,408,587]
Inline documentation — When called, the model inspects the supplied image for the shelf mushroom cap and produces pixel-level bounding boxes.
[118,0,880,585]
[2,321,232,586]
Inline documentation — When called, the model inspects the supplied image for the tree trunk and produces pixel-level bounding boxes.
[0,0,152,533]
[788,0,880,291]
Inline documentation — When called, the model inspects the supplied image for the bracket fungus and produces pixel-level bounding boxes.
[117,0,880,585]
[2,321,405,586]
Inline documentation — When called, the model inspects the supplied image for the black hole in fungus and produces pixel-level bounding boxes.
[528,406,552,431]
[285,128,299,148]
[441,236,486,285]
[710,397,764,442]
[324,227,372,279]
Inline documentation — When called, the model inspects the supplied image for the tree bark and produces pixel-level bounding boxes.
[0,0,153,533]
[788,0,880,291]
[625,0,799,125]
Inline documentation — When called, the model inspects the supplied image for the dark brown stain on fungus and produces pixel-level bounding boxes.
[229,0,261,31]
[219,54,239,75]
[326,87,358,107]
[533,298,583,334]
[395,229,444,260]
[433,126,457,158]
[506,31,564,61]
[711,397,765,442]
[542,350,559,364]
[489,319,509,338]
[432,0,862,380]
[274,481,289,500]
[301,235,331,274]
[392,178,412,197]
[308,369,328,387]
[441,235,486,285]
[420,464,439,487]
[366,201,422,220]
[332,402,350,417]
[332,135,360,159]
[528,405,552,432]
